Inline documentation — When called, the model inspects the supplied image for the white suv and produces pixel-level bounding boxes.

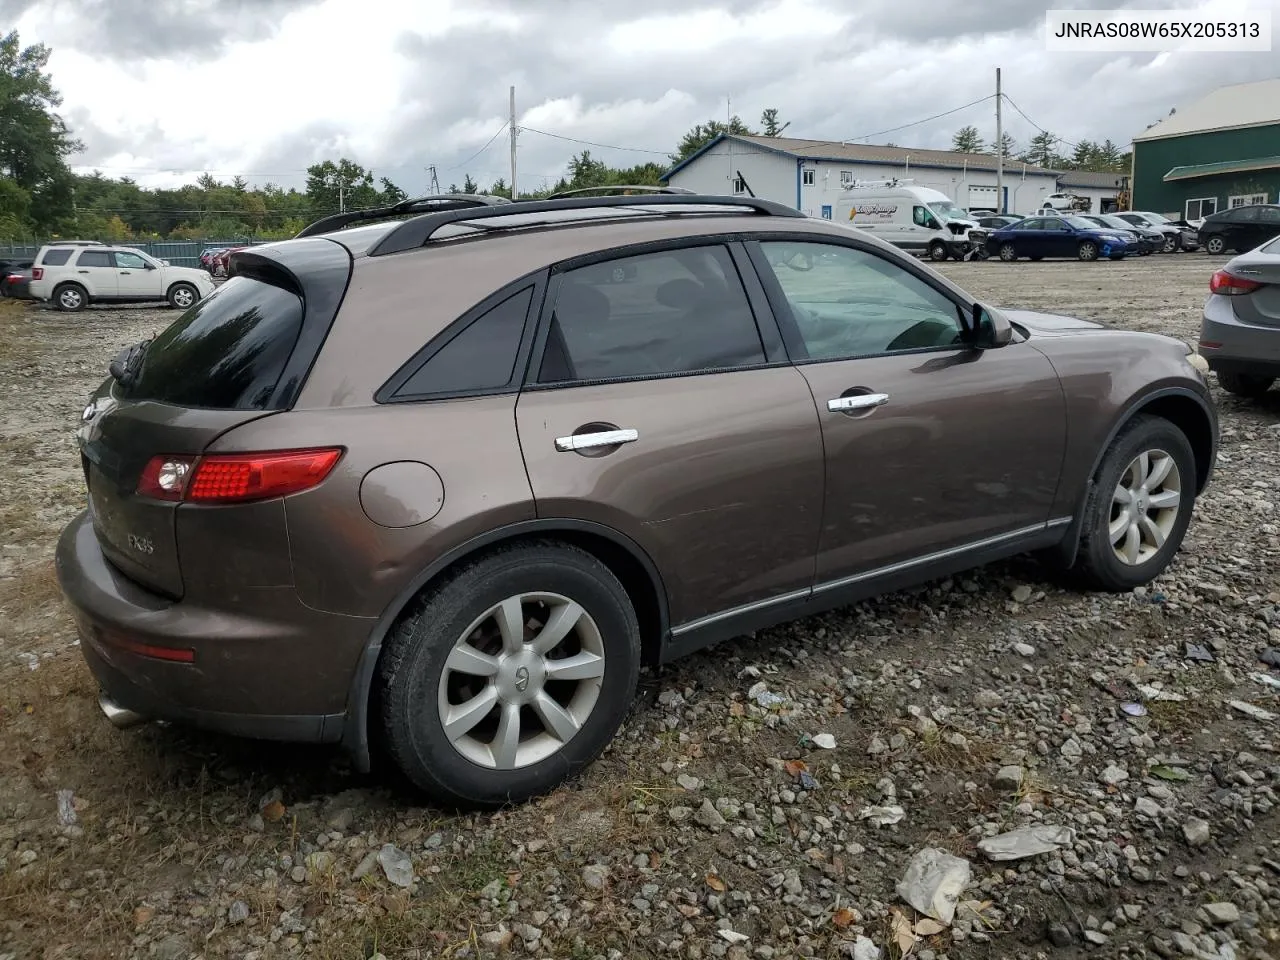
[29,242,216,312]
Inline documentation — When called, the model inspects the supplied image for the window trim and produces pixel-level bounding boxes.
[802,168,816,186]
[521,237,788,392]
[1229,193,1267,208]
[113,251,150,269]
[732,175,746,195]
[75,249,115,267]
[1186,197,1217,220]
[742,234,975,365]
[374,272,547,404]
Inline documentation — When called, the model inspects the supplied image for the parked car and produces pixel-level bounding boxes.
[209,246,248,277]
[27,242,216,311]
[986,214,1138,261]
[835,181,985,261]
[1198,232,1280,397]
[1081,214,1160,255]
[199,247,227,272]
[56,191,1218,808]
[1196,204,1280,256]
[977,215,1023,230]
[1115,212,1198,253]
[2,261,34,299]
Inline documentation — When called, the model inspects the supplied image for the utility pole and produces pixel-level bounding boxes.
[338,178,345,213]
[726,95,733,191]
[426,165,440,194]
[995,68,1004,213]
[509,85,518,200]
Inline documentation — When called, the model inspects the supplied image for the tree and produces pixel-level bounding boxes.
[989,132,1016,159]
[1021,131,1065,169]
[0,31,82,233]
[304,158,403,214]
[461,173,478,194]
[760,108,784,137]
[379,176,407,204]
[671,116,756,163]
[951,125,984,153]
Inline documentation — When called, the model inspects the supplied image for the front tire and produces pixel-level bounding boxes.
[928,241,948,261]
[1162,234,1180,253]
[1070,416,1196,592]
[1078,241,1099,261]
[53,283,87,312]
[378,541,641,808]
[1217,371,1275,397]
[998,243,1017,262]
[167,282,199,309]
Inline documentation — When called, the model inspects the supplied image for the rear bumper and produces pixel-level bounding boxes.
[1199,295,1280,377]
[56,510,372,744]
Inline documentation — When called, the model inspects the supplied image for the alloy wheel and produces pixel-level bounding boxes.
[1109,449,1181,566]
[59,288,83,309]
[172,286,195,308]
[438,592,606,769]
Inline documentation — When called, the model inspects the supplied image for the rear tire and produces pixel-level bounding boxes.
[53,283,87,312]
[1069,415,1196,592]
[378,541,641,809]
[1205,236,1227,254]
[167,282,199,309]
[1217,371,1275,397]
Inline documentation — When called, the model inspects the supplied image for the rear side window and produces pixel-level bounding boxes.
[76,250,113,267]
[40,248,71,266]
[537,245,766,384]
[392,286,534,399]
[123,276,304,410]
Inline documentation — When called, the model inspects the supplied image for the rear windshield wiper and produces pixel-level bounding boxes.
[108,339,151,388]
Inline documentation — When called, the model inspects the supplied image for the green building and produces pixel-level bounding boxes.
[1131,78,1280,221]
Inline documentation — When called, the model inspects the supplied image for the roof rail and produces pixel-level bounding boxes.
[294,193,512,239]
[545,185,697,199]
[366,193,805,258]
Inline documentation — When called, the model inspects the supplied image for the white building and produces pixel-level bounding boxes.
[1054,170,1127,214]
[663,134,1060,217]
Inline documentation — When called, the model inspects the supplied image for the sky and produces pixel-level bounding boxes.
[3,0,1278,196]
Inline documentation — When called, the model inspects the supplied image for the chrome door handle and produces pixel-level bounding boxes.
[555,428,639,452]
[828,393,889,412]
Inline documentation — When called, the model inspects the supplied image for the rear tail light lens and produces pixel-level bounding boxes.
[137,448,343,504]
[1210,269,1263,296]
[31,267,42,280]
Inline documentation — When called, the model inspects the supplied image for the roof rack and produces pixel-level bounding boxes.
[366,193,805,258]
[294,193,512,239]
[45,239,106,246]
[545,185,697,199]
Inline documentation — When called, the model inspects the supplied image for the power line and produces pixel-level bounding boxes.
[838,95,996,144]
[444,123,509,171]
[518,125,670,156]
[1000,93,1080,150]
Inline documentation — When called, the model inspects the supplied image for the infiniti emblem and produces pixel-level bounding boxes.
[514,666,530,692]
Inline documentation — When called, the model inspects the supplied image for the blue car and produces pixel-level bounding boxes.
[986,214,1138,262]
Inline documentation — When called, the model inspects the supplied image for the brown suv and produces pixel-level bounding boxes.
[56,190,1218,808]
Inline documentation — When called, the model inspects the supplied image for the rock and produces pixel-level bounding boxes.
[290,866,306,883]
[1060,738,1083,758]
[378,844,414,888]
[896,847,972,924]
[152,936,191,960]
[1135,797,1163,818]
[977,825,1075,861]
[1182,817,1211,848]
[811,733,837,749]
[676,773,701,791]
[695,799,727,830]
[1047,922,1074,946]
[480,929,513,949]
[1204,902,1240,925]
[227,900,250,925]
[993,765,1025,791]
[1012,584,1033,603]
[1013,642,1036,656]
[974,690,1003,709]
[1100,764,1129,785]
[325,807,354,832]
[868,737,889,755]
[582,864,608,889]
[513,923,543,944]
[668,805,693,823]
[351,850,379,880]
[305,851,335,875]
[851,936,882,960]
[1083,930,1110,945]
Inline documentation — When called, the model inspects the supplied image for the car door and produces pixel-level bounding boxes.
[72,249,118,298]
[1013,218,1047,257]
[1040,217,1075,257]
[515,241,825,633]
[113,250,161,298]
[745,237,1066,586]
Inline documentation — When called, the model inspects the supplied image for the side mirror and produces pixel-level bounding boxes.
[144,262,156,270]
[966,302,1013,348]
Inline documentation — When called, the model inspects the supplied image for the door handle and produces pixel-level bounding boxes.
[555,428,639,452]
[828,393,889,412]
[78,270,89,274]
[119,271,131,275]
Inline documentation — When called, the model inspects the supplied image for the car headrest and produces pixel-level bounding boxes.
[654,278,708,309]
[556,282,611,322]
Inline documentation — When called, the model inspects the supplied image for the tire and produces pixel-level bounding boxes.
[998,243,1017,262]
[1070,415,1197,592]
[167,282,199,310]
[1205,236,1227,255]
[53,283,87,312]
[928,241,948,262]
[1162,234,1180,253]
[1077,241,1099,261]
[1217,371,1275,397]
[378,541,642,808]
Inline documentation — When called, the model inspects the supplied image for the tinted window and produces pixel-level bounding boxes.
[759,241,963,360]
[41,248,72,266]
[1233,207,1260,222]
[1019,219,1043,230]
[115,251,149,269]
[537,245,765,383]
[123,276,304,410]
[76,250,113,267]
[1258,207,1280,224]
[395,287,533,397]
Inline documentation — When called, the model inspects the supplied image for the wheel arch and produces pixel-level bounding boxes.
[341,518,671,772]
[1046,386,1216,569]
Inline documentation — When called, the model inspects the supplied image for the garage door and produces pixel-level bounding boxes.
[968,186,999,211]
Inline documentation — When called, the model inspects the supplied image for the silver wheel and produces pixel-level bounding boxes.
[170,285,196,308]
[58,287,84,310]
[1109,449,1182,566]
[438,592,606,770]
[1206,237,1226,254]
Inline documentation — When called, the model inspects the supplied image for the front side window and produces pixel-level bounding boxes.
[1258,206,1280,224]
[114,252,149,269]
[537,245,766,384]
[758,241,964,361]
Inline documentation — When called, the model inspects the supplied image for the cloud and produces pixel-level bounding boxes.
[8,0,1278,194]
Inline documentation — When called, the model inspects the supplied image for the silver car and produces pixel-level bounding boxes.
[1199,233,1280,397]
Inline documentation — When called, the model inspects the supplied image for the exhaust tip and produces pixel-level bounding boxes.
[98,691,147,729]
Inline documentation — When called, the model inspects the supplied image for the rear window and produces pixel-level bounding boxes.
[40,248,72,266]
[123,276,304,410]
[76,250,113,267]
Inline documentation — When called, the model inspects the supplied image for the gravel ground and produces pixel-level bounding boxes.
[2,253,1279,960]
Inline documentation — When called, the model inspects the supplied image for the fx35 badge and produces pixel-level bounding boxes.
[128,534,155,555]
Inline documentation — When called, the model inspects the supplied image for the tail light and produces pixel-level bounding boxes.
[1210,270,1263,296]
[137,448,343,504]
[31,267,42,280]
